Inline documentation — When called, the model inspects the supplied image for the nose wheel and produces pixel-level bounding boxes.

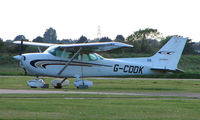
[27,77,47,88]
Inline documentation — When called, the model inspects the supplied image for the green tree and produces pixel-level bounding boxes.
[160,36,172,46]
[99,37,112,42]
[5,42,18,54]
[126,28,161,53]
[14,35,27,41]
[33,36,44,43]
[183,39,196,54]
[11,35,29,54]
[76,36,88,43]
[0,38,4,52]
[115,35,125,42]
[43,27,57,43]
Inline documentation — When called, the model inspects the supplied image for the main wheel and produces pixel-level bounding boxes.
[54,83,62,89]
[30,86,37,88]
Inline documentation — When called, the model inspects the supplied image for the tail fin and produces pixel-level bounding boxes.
[151,36,187,72]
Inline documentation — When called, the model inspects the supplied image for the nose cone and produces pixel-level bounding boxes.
[13,55,22,61]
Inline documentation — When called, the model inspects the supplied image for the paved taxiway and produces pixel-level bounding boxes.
[0,89,200,99]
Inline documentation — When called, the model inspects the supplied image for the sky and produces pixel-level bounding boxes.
[0,0,200,42]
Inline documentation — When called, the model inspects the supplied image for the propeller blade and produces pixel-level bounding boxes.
[23,68,27,75]
[14,36,26,76]
[19,38,24,55]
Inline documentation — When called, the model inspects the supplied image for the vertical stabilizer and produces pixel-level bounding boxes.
[151,36,187,71]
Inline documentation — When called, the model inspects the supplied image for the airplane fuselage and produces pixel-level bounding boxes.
[20,52,160,78]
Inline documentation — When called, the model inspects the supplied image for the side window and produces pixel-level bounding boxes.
[66,52,79,60]
[62,51,72,59]
[55,48,63,57]
[89,53,98,61]
[76,53,97,61]
[68,52,74,59]
[82,54,90,61]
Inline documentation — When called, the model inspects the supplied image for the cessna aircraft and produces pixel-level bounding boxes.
[13,36,187,88]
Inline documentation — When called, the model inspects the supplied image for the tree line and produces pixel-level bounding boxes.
[0,27,196,55]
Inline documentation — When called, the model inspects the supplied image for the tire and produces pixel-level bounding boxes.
[30,86,37,88]
[54,83,62,89]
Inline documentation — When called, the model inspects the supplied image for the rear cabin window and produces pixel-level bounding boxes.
[48,47,98,61]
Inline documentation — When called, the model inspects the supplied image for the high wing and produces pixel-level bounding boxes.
[59,42,133,51]
[13,41,57,47]
[13,41,133,52]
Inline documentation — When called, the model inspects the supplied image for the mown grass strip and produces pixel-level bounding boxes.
[0,98,200,120]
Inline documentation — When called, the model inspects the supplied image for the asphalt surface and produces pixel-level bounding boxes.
[0,89,200,99]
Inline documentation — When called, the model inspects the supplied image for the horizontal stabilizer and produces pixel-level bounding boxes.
[151,68,184,73]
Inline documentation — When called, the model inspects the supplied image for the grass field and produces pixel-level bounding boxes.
[0,76,200,119]
[0,98,200,120]
[1,76,200,93]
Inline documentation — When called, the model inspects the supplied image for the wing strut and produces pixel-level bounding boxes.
[57,47,82,76]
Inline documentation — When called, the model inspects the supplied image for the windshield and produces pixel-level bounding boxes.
[46,46,101,61]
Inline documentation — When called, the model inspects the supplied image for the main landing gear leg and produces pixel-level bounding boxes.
[55,77,67,89]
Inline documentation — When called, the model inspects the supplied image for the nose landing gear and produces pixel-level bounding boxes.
[27,77,47,88]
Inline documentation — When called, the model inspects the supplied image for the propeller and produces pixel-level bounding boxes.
[19,37,24,55]
[13,37,27,75]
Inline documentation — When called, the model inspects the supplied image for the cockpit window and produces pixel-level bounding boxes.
[48,47,61,56]
[47,47,99,61]
[95,53,104,60]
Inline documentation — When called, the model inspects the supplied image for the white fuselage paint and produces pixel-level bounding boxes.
[20,53,162,78]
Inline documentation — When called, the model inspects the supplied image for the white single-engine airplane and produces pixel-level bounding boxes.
[13,36,187,88]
